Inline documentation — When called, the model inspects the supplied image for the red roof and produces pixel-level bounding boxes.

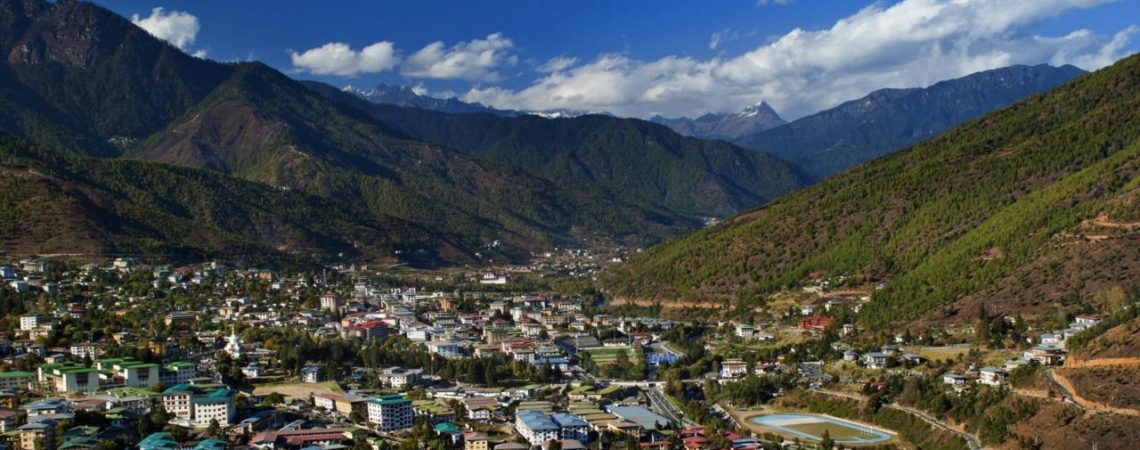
[799,316,835,330]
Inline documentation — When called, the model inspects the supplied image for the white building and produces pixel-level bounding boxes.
[377,367,422,389]
[368,394,413,432]
[979,367,1008,387]
[516,410,560,445]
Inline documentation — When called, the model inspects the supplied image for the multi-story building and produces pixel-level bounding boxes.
[464,432,490,450]
[551,413,589,443]
[377,367,422,389]
[162,385,235,428]
[0,372,35,391]
[38,364,99,393]
[367,394,412,432]
[515,410,559,445]
[160,362,197,386]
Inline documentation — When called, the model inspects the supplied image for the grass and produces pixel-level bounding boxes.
[582,346,631,365]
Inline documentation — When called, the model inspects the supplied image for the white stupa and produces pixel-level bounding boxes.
[224,326,242,358]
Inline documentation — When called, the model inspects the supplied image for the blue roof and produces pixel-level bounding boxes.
[607,406,670,430]
[550,412,587,428]
[517,410,558,431]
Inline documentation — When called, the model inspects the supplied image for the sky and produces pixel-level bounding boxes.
[95,0,1140,120]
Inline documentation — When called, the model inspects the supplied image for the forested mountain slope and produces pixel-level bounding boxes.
[607,53,1140,327]
[736,64,1085,180]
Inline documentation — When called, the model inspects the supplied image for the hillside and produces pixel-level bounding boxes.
[307,82,808,218]
[605,53,1140,327]
[736,64,1085,180]
[650,102,787,140]
[0,0,741,263]
[0,134,450,263]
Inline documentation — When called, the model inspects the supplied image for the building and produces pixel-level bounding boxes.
[798,316,835,332]
[427,340,463,359]
[314,393,368,416]
[862,352,888,369]
[320,293,341,311]
[112,361,160,388]
[38,365,99,393]
[0,409,24,433]
[979,367,1008,387]
[17,420,55,450]
[160,362,197,386]
[301,365,321,383]
[464,432,490,450]
[368,394,413,432]
[516,410,560,446]
[720,359,749,379]
[162,385,235,428]
[551,412,589,443]
[734,324,755,339]
[20,315,45,332]
[0,372,35,391]
[377,367,422,389]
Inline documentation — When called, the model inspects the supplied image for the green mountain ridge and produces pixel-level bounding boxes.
[0,0,802,263]
[606,53,1140,327]
[306,82,808,218]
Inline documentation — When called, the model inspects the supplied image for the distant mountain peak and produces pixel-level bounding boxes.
[650,101,786,140]
[344,83,517,116]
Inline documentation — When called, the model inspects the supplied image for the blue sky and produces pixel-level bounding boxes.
[96,0,1139,119]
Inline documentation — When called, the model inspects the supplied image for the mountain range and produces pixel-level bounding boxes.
[606,52,1140,328]
[342,84,519,117]
[0,0,807,264]
[734,64,1086,179]
[650,101,787,140]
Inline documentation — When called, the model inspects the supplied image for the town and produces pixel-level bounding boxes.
[0,257,1127,450]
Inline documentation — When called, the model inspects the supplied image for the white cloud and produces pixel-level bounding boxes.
[402,33,517,81]
[131,7,200,50]
[537,56,579,73]
[290,41,399,76]
[757,0,793,5]
[463,0,1135,119]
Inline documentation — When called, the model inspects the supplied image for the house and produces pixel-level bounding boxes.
[798,316,835,332]
[301,365,321,383]
[734,324,755,339]
[462,397,499,421]
[18,420,56,450]
[320,293,341,311]
[979,367,1008,387]
[377,367,422,389]
[1024,345,1066,366]
[367,394,413,432]
[426,340,463,359]
[241,362,262,379]
[0,409,25,433]
[464,432,490,450]
[862,352,888,369]
[720,359,749,379]
[943,373,968,386]
[1074,314,1102,327]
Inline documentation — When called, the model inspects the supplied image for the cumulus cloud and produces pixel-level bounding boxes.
[463,0,1136,119]
[402,33,517,81]
[131,7,200,50]
[536,56,579,73]
[290,41,399,76]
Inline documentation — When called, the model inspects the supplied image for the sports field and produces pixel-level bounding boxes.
[581,346,631,365]
[751,413,892,445]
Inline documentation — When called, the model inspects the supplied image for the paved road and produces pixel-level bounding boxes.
[1045,369,1084,409]
[810,389,983,450]
[646,385,686,425]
